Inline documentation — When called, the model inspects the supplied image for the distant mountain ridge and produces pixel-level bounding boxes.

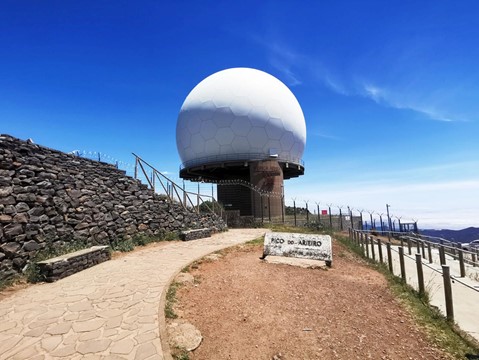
[420,227,479,243]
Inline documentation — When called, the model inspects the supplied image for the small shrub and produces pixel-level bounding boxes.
[172,347,190,360]
[132,234,153,246]
[162,231,179,241]
[24,263,45,283]
[165,282,181,319]
[111,239,134,252]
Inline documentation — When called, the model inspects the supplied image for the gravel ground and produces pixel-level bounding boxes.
[172,240,452,360]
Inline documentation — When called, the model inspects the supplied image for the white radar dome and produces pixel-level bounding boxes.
[176,67,306,167]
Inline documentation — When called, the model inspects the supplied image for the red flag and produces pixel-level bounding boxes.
[321,210,328,215]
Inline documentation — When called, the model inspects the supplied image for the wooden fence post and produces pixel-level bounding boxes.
[427,243,433,264]
[439,245,446,265]
[399,247,406,282]
[442,265,454,322]
[472,253,477,267]
[365,236,370,258]
[416,254,425,295]
[387,243,393,273]
[421,241,426,259]
[459,250,466,277]
[407,238,412,255]
[378,238,383,264]
[370,237,376,261]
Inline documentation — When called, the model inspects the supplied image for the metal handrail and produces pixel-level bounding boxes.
[180,152,305,170]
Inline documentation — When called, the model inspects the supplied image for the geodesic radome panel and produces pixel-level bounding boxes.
[176,68,306,167]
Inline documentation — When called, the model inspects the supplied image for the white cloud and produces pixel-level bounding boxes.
[358,81,463,122]
[285,177,479,229]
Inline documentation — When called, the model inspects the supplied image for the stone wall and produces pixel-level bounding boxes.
[37,245,111,282]
[0,135,226,280]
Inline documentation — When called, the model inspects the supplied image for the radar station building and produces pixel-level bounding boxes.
[176,68,306,219]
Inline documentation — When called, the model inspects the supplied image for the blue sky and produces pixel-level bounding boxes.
[1,1,478,229]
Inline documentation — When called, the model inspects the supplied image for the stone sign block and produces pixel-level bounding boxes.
[262,232,332,266]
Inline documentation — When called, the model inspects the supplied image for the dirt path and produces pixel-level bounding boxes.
[173,240,452,360]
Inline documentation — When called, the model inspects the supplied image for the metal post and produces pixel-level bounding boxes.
[197,182,200,213]
[183,181,186,207]
[261,196,264,223]
[317,204,320,224]
[306,202,309,223]
[281,196,284,224]
[268,196,271,222]
[339,208,343,230]
[416,254,425,295]
[442,265,454,322]
[134,157,138,179]
[349,207,354,230]
[329,206,332,229]
[293,200,297,227]
[386,204,391,241]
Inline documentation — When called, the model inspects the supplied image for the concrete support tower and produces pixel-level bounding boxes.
[176,68,307,218]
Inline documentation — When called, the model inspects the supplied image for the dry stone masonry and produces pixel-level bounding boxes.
[37,245,111,282]
[0,135,226,280]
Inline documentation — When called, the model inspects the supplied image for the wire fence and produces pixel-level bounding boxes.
[349,229,479,334]
[73,150,420,232]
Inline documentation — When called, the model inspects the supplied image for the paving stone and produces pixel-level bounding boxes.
[62,333,79,345]
[38,310,65,320]
[50,344,77,357]
[29,355,46,360]
[135,331,157,344]
[77,339,112,354]
[24,326,47,337]
[72,318,105,333]
[105,316,123,329]
[28,318,58,329]
[46,322,72,335]
[0,335,22,355]
[110,338,135,355]
[134,343,157,360]
[138,308,157,317]
[0,229,267,359]
[101,355,128,360]
[103,329,118,337]
[97,309,125,318]
[78,329,101,341]
[68,301,93,312]
[0,321,17,332]
[78,310,97,321]
[137,324,157,334]
[41,335,62,351]
[64,313,80,321]
[9,344,39,359]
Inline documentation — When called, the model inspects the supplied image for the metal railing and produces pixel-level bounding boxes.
[349,229,479,325]
[180,152,304,170]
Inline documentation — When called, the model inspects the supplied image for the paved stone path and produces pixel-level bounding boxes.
[0,228,268,360]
